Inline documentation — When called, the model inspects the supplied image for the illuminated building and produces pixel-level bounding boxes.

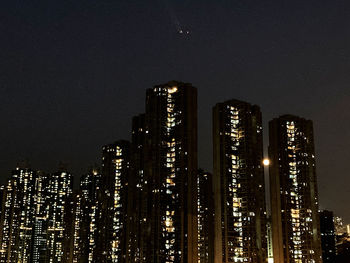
[80,169,101,201]
[130,113,148,262]
[31,171,49,263]
[71,193,83,263]
[144,81,198,262]
[0,167,38,263]
[46,169,73,263]
[94,141,131,262]
[0,185,4,222]
[62,192,79,263]
[319,210,336,263]
[213,99,267,263]
[269,115,322,263]
[197,170,214,263]
[266,218,274,263]
[334,216,346,235]
[80,169,101,263]
[71,169,101,263]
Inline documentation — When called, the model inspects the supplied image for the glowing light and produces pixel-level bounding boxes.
[168,87,178,94]
[263,158,270,166]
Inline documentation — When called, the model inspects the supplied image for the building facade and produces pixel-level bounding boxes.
[77,169,101,263]
[269,115,322,263]
[197,170,214,263]
[69,169,102,263]
[94,141,131,262]
[46,170,74,263]
[320,210,336,263]
[0,167,37,263]
[144,81,198,263]
[213,99,267,263]
[130,114,148,262]
[31,171,49,263]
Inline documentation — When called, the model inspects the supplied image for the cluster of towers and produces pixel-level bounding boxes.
[0,81,323,262]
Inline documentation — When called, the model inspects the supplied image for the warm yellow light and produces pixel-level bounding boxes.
[263,159,270,166]
[168,86,178,93]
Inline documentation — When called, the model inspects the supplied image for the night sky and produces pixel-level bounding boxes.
[1,0,350,221]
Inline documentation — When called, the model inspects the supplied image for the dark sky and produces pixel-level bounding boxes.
[1,0,350,221]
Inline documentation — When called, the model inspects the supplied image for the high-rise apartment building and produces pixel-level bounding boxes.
[212,99,267,263]
[144,81,198,262]
[78,169,101,263]
[70,169,101,263]
[94,141,131,262]
[46,170,73,263]
[269,115,322,263]
[31,171,49,263]
[0,167,37,263]
[130,113,148,262]
[80,169,101,201]
[320,210,336,263]
[71,192,83,263]
[0,186,4,225]
[197,170,214,263]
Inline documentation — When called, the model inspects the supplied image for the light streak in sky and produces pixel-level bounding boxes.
[162,0,190,35]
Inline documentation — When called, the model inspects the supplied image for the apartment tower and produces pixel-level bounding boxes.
[197,170,214,263]
[269,115,322,263]
[95,141,131,262]
[319,210,336,263]
[213,99,267,263]
[144,81,198,263]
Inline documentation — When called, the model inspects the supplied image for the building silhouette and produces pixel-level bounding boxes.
[0,84,334,263]
[197,170,214,263]
[320,210,336,263]
[269,115,322,263]
[69,169,101,263]
[144,81,198,262]
[31,171,49,263]
[94,141,131,262]
[0,167,37,263]
[130,113,148,262]
[46,170,73,263]
[212,99,267,263]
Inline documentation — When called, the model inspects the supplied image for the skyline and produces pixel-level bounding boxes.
[1,83,347,223]
[1,0,350,226]
[0,83,329,262]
